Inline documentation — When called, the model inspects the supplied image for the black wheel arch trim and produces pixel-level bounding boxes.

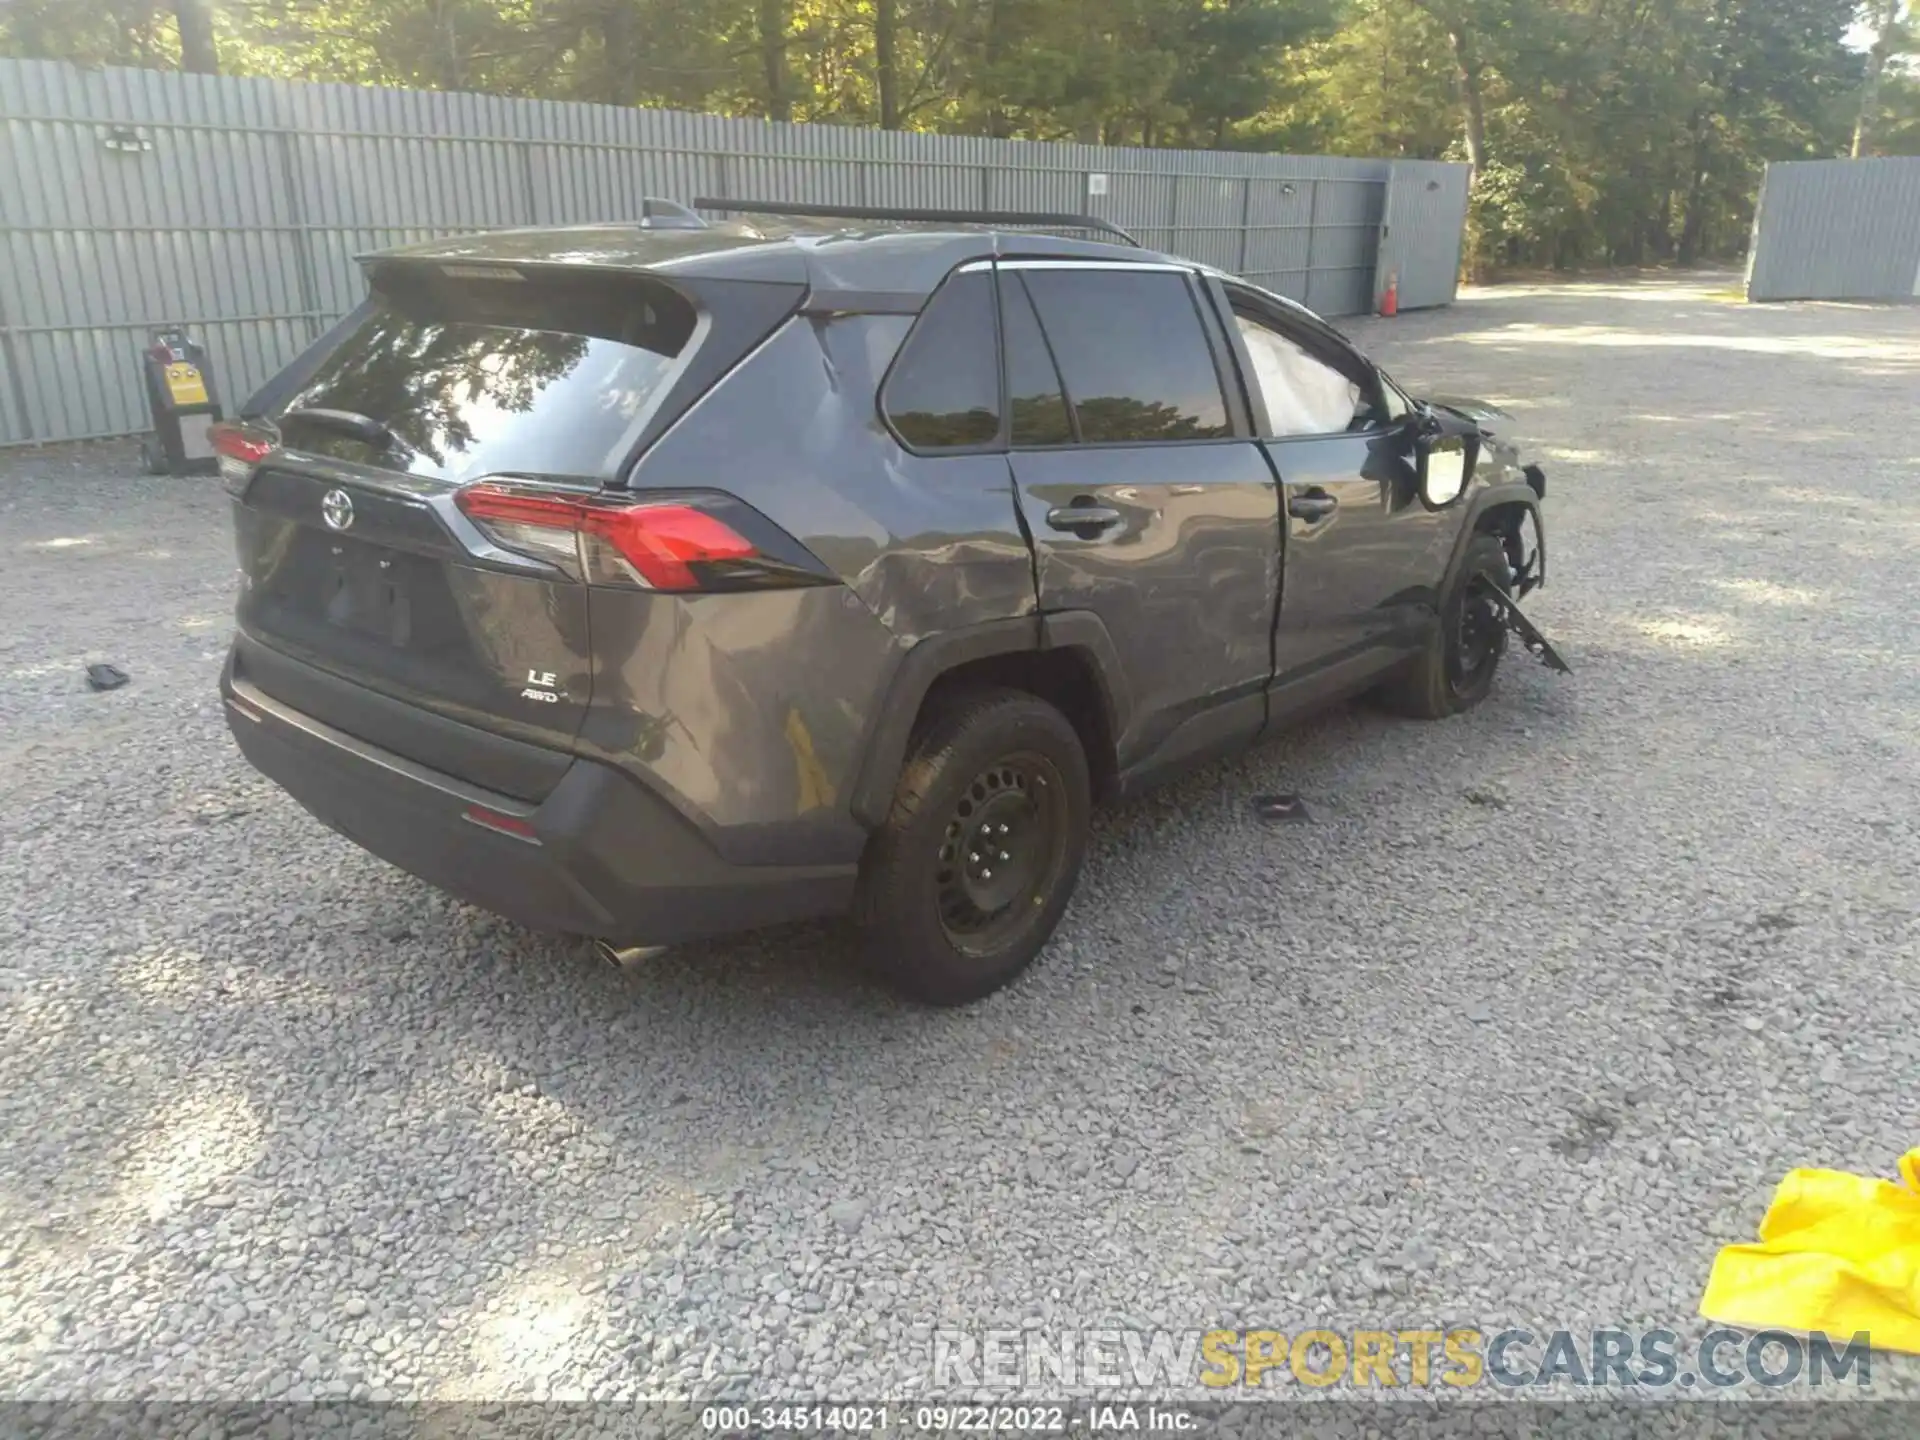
[847,611,1131,829]
[1447,481,1545,592]
[1037,609,1133,761]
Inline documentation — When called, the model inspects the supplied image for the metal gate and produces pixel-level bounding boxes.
[1373,161,1470,311]
[1746,157,1920,302]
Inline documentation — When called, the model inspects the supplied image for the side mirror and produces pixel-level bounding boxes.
[1408,407,1476,508]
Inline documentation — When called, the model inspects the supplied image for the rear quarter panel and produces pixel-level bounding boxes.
[578,585,895,867]
[640,314,1035,640]
[591,313,1038,864]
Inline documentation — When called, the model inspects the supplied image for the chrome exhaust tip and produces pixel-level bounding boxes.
[595,940,667,970]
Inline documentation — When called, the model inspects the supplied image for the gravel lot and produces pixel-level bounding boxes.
[2,274,1917,1408]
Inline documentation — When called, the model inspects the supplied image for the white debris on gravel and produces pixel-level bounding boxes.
[1,276,1917,1406]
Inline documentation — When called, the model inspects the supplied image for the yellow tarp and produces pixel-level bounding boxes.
[1699,1148,1920,1356]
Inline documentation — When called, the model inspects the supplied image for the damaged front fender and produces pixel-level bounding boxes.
[1446,480,1547,598]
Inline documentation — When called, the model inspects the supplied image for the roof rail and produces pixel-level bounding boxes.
[691,197,1140,247]
[638,198,709,230]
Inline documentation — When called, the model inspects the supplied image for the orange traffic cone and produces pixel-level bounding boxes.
[1380,273,1399,317]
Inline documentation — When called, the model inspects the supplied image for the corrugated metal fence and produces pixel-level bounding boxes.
[1373,160,1470,314]
[1747,157,1920,303]
[0,57,1467,446]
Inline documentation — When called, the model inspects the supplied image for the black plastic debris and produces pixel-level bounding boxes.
[1254,793,1311,823]
[85,663,129,692]
[1485,582,1572,674]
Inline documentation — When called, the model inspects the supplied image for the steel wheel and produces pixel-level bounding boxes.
[1447,571,1507,698]
[856,687,1092,1006]
[933,752,1068,955]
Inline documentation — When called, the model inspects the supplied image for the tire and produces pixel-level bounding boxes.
[1375,531,1513,720]
[855,686,1091,1006]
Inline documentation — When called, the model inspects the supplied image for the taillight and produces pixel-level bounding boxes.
[462,804,541,844]
[589,505,757,591]
[454,482,827,593]
[210,421,274,496]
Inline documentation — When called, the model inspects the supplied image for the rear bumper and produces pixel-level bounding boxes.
[221,653,857,944]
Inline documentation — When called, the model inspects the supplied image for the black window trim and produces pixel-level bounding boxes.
[1218,278,1397,444]
[996,258,1191,273]
[999,267,1081,447]
[876,259,1008,459]
[1191,273,1252,439]
[1201,273,1265,436]
[1000,260,1249,453]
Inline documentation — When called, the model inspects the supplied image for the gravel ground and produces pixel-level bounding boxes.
[2,274,1917,1410]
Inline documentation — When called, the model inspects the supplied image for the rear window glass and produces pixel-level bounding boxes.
[274,267,697,480]
[880,270,1000,451]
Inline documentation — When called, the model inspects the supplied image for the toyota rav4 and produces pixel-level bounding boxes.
[216,199,1561,1005]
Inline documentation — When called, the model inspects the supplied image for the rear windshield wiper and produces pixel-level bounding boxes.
[282,407,393,449]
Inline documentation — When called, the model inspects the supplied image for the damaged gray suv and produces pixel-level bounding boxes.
[216,199,1560,1005]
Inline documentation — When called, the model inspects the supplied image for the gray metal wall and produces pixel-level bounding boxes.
[1373,160,1470,312]
[1747,157,1920,303]
[0,57,1466,446]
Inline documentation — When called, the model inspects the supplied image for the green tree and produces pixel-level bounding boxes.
[0,0,1877,269]
[2,0,182,67]
[1852,0,1905,152]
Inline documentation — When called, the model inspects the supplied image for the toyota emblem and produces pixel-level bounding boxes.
[321,488,354,531]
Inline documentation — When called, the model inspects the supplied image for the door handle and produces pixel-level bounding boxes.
[1046,503,1124,535]
[1288,492,1339,522]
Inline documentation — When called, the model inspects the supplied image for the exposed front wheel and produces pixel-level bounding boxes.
[855,687,1090,1006]
[1375,532,1514,719]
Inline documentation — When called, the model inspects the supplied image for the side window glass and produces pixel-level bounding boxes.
[1001,273,1075,447]
[1021,269,1231,443]
[1233,312,1366,438]
[880,270,1000,450]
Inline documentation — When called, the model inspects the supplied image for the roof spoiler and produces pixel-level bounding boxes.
[691,197,1140,247]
